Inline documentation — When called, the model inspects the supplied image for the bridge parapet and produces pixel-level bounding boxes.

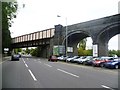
[12,28,55,43]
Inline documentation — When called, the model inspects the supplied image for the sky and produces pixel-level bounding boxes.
[10,0,120,50]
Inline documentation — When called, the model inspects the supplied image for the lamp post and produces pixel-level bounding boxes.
[65,17,68,57]
[57,15,68,57]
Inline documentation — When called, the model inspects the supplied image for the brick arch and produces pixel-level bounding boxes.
[95,22,120,56]
[97,22,120,44]
[62,30,92,45]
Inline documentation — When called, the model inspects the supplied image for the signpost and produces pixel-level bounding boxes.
[67,47,73,53]
[93,44,98,57]
[53,45,65,56]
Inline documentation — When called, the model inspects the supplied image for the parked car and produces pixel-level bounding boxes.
[11,54,20,61]
[77,56,93,64]
[66,56,79,62]
[73,56,86,63]
[70,56,80,63]
[103,59,120,69]
[83,57,96,65]
[57,56,67,62]
[92,57,115,67]
[48,55,58,62]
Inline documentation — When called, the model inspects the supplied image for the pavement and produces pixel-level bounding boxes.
[0,56,11,64]
[2,56,119,89]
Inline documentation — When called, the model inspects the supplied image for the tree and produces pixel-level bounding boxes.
[25,48,30,54]
[78,38,87,50]
[30,48,37,56]
[14,48,22,54]
[78,38,87,56]
[109,50,120,57]
[2,2,18,54]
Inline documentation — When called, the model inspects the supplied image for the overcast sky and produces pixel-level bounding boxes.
[10,0,120,50]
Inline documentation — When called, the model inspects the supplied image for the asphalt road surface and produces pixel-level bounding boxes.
[2,56,119,89]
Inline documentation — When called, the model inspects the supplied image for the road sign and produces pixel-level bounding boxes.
[93,44,98,57]
[53,45,65,55]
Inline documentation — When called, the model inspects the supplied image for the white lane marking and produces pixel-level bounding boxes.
[22,58,26,64]
[44,64,52,67]
[28,69,37,81]
[57,69,79,78]
[101,85,115,90]
[27,58,28,60]
[39,61,41,63]
[25,63,28,68]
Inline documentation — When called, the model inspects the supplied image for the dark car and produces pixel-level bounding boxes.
[83,57,95,65]
[11,54,20,61]
[48,55,58,62]
[103,59,120,69]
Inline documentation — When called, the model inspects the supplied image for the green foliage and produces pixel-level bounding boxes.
[30,48,37,56]
[84,49,92,56]
[78,48,92,56]
[78,47,84,56]
[30,47,41,57]
[25,48,30,54]
[14,48,22,54]
[2,2,18,54]
[78,38,92,56]
[78,38,87,50]
[109,50,120,57]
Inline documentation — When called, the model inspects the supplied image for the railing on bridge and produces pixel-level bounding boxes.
[12,28,55,43]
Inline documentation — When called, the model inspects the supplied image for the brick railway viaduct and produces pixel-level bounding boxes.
[12,14,120,58]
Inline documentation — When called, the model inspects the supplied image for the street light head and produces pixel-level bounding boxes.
[57,15,61,17]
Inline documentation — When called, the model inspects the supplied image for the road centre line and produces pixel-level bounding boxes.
[57,68,79,78]
[22,58,37,81]
[101,85,115,90]
[22,58,26,63]
[44,64,52,67]
[39,61,41,63]
[25,63,28,68]
[28,69,37,81]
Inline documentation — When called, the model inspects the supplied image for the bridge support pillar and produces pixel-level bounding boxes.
[98,42,108,56]
[72,44,78,56]
[93,41,108,57]
[38,45,50,58]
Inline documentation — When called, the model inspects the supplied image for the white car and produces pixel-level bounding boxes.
[58,56,65,61]
[77,56,93,64]
[73,56,86,63]
[66,56,79,62]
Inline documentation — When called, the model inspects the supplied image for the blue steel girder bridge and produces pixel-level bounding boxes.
[12,14,120,58]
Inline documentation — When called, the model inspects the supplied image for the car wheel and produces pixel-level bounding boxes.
[92,64,95,67]
[83,62,86,65]
[115,65,118,69]
[100,63,104,68]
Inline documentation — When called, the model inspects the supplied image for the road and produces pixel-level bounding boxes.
[2,56,119,89]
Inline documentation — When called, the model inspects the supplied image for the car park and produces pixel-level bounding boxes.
[48,55,58,62]
[11,54,20,61]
